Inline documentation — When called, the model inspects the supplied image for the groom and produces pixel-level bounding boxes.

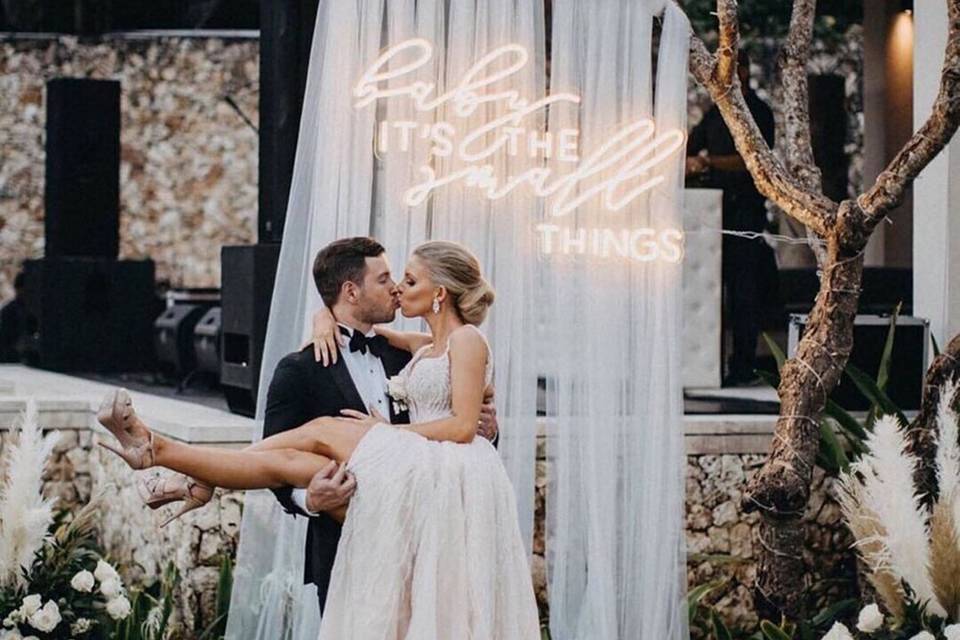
[262,236,499,614]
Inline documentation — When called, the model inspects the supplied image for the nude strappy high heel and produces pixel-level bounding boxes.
[96,388,156,470]
[138,472,214,527]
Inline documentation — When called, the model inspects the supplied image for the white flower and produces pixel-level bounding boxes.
[70,618,92,636]
[99,577,122,598]
[855,603,883,633]
[2,610,20,627]
[0,629,23,640]
[105,596,131,620]
[945,624,960,640]
[907,632,934,640]
[18,596,40,618]
[70,569,95,592]
[386,376,408,403]
[26,601,60,633]
[822,621,854,640]
[93,559,118,583]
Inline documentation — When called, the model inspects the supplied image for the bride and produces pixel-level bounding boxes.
[96,240,541,639]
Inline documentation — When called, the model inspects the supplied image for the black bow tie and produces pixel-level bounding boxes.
[341,326,389,358]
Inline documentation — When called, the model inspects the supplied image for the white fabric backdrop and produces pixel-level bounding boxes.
[226,1,688,638]
[542,2,689,639]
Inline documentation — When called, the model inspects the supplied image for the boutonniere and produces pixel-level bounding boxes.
[387,374,409,415]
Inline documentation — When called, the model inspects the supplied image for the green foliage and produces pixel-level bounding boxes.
[197,555,234,640]
[686,580,857,640]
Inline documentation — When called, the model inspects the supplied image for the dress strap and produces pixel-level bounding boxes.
[452,324,491,368]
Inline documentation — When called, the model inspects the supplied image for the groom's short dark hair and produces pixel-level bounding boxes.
[313,237,386,307]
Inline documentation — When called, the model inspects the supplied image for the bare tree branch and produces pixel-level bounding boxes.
[715,0,740,90]
[780,0,822,192]
[688,35,837,236]
[853,0,960,240]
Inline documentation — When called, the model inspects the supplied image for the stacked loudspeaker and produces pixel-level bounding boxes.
[218,0,318,416]
[22,78,157,372]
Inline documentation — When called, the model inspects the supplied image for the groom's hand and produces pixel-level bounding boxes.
[479,385,499,443]
[306,461,357,514]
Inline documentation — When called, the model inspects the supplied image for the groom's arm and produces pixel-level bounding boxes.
[263,355,311,516]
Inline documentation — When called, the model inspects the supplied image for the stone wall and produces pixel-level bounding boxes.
[93,452,244,635]
[0,34,259,301]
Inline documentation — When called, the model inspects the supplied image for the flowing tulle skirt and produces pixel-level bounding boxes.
[317,424,540,640]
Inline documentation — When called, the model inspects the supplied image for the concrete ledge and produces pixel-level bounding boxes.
[0,365,256,445]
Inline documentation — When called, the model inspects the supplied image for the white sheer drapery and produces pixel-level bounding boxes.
[226,2,541,638]
[542,2,689,639]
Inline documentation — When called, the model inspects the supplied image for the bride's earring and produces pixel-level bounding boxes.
[432,296,441,314]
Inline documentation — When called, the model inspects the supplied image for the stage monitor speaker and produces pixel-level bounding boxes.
[154,304,208,376]
[788,314,929,412]
[193,306,222,375]
[45,78,121,258]
[220,244,280,417]
[20,258,158,372]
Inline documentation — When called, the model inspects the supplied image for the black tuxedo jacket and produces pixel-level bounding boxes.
[262,343,412,610]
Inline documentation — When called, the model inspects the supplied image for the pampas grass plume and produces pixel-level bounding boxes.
[0,400,61,588]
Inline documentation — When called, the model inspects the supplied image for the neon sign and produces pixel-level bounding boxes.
[353,38,686,263]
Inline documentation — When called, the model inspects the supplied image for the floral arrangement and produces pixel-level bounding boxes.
[0,401,132,639]
[832,380,960,639]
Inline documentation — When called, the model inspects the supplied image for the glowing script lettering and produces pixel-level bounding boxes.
[536,225,685,264]
[353,39,686,218]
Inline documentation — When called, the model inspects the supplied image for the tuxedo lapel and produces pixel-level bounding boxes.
[379,347,407,379]
[325,358,366,413]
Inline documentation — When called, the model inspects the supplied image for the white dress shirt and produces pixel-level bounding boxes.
[293,324,390,516]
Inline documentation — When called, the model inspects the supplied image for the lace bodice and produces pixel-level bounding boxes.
[397,326,493,423]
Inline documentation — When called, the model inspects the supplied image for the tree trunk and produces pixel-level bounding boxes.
[746,238,862,616]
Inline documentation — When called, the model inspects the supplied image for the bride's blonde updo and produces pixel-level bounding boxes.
[413,241,495,326]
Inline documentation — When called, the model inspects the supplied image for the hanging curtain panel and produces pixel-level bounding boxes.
[543,1,689,638]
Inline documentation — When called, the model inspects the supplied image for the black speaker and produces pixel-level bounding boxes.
[258,0,320,243]
[20,258,158,372]
[193,306,222,375]
[154,304,208,376]
[220,244,280,416]
[788,314,929,411]
[45,78,121,259]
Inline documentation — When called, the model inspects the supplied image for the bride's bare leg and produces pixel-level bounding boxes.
[149,438,332,490]
[147,419,369,489]
[244,417,371,462]
[97,388,370,490]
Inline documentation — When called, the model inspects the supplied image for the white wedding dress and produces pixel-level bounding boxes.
[317,327,541,640]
